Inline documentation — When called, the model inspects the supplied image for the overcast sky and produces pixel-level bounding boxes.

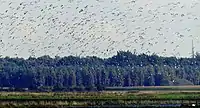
[0,0,200,58]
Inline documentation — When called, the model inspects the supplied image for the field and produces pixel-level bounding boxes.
[1,86,200,107]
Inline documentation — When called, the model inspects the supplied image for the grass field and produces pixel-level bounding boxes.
[1,86,200,107]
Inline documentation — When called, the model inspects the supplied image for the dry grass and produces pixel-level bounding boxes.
[0,86,200,99]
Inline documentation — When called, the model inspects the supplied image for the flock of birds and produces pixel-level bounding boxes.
[0,0,200,58]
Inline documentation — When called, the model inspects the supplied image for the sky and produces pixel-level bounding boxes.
[0,0,200,58]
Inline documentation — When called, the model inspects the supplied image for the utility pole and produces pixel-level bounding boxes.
[133,49,136,55]
[192,40,195,58]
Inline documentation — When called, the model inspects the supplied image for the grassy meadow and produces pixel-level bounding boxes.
[0,86,200,107]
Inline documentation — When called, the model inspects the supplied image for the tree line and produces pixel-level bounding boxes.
[0,51,200,91]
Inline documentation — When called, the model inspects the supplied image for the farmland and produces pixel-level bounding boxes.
[0,86,200,107]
